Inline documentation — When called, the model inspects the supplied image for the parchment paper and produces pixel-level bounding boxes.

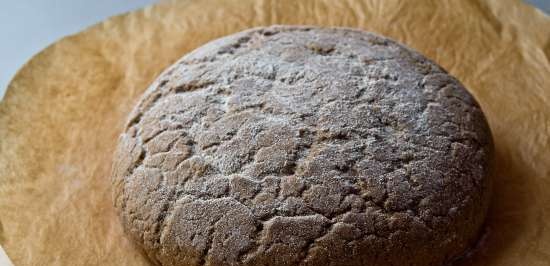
[1,0,549,265]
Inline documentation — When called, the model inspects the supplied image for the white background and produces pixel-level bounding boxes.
[0,0,548,100]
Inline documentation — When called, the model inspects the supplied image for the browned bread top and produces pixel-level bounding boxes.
[112,26,492,266]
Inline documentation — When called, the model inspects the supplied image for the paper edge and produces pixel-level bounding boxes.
[0,245,14,266]
[0,2,160,103]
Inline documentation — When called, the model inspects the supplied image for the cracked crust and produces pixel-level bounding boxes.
[111,26,493,266]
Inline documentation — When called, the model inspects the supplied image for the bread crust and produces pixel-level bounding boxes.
[112,26,492,266]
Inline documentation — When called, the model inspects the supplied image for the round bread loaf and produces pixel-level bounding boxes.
[112,26,492,266]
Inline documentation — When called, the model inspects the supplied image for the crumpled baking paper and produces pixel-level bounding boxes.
[0,0,549,265]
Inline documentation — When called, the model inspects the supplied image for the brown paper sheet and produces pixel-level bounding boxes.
[1,0,549,265]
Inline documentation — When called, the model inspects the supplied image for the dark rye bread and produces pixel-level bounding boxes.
[112,26,493,266]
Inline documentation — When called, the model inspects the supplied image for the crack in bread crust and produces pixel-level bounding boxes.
[112,26,493,266]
